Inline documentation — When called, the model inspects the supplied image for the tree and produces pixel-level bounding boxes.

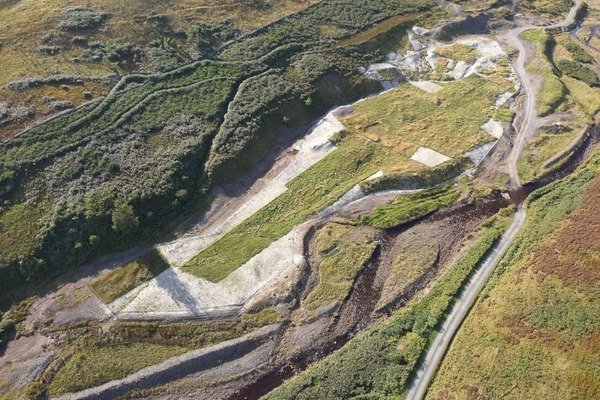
[111,200,139,235]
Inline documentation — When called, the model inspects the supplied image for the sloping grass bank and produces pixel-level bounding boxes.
[263,209,513,399]
[184,75,512,282]
[427,149,600,400]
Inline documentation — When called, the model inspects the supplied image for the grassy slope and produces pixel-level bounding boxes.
[48,342,190,395]
[453,0,507,13]
[47,310,279,395]
[183,75,512,282]
[433,43,480,62]
[303,223,378,312]
[521,29,567,117]
[0,200,49,266]
[360,186,459,229]
[264,209,514,399]
[89,249,169,304]
[427,150,600,400]
[518,129,580,182]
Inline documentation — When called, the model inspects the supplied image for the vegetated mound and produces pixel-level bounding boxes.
[521,0,575,17]
[58,7,110,32]
[0,0,321,139]
[427,150,600,400]
[0,0,438,303]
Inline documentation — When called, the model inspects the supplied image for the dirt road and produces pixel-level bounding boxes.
[405,208,526,400]
[404,2,583,399]
[506,0,583,188]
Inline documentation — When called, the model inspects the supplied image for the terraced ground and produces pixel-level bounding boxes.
[0,0,442,304]
[0,0,320,139]
[1,1,600,399]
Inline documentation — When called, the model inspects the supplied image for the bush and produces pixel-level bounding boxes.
[105,42,144,63]
[563,40,594,64]
[495,6,513,20]
[556,59,599,87]
[187,21,238,59]
[146,45,184,71]
[58,7,110,31]
[39,45,62,55]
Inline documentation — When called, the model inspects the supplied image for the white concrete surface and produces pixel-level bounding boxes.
[111,227,306,319]
[411,147,452,167]
[467,141,498,166]
[410,80,443,93]
[481,119,504,139]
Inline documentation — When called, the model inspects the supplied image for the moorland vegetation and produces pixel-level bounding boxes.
[0,0,439,305]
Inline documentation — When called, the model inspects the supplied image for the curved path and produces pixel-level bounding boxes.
[405,1,583,399]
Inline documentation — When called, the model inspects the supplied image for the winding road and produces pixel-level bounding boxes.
[404,1,583,399]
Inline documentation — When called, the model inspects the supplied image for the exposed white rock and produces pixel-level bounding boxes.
[410,80,443,93]
[451,60,474,80]
[408,31,426,51]
[366,170,384,181]
[495,91,516,108]
[456,36,505,60]
[410,147,452,167]
[467,141,498,165]
[481,119,504,139]
[381,80,400,90]
[412,26,431,36]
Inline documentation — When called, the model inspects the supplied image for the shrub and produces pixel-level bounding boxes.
[563,40,594,64]
[111,200,139,235]
[495,6,513,20]
[187,21,238,59]
[105,42,144,63]
[58,7,110,31]
[556,59,599,87]
[39,45,62,55]
[146,45,184,71]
